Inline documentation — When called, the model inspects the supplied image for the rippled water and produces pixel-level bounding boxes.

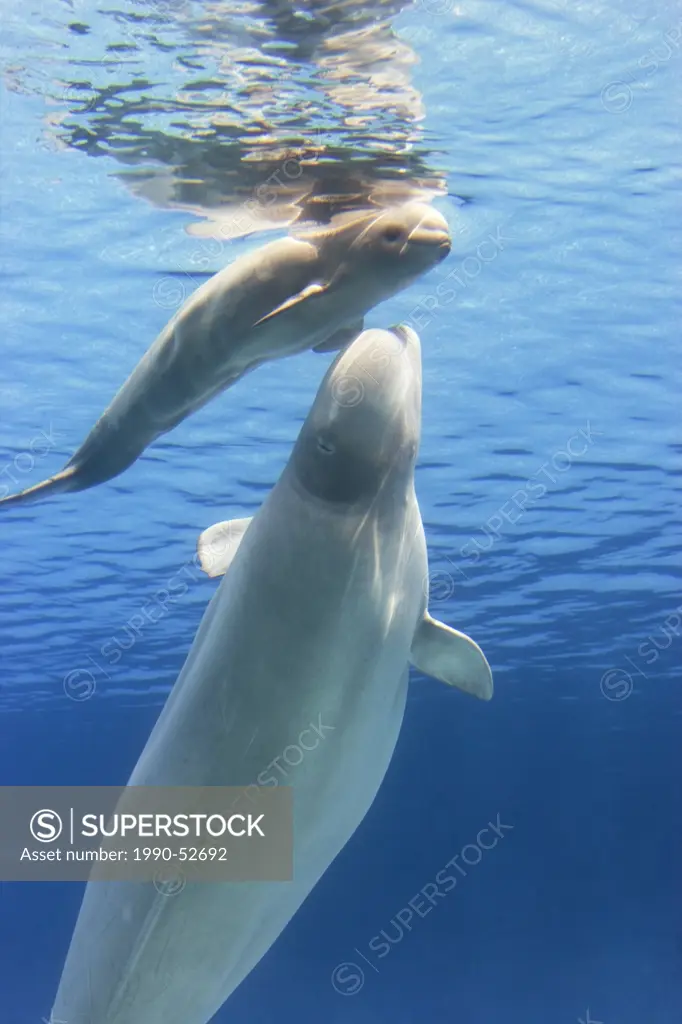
[1,0,681,1021]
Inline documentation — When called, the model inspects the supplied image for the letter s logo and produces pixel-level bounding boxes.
[30,809,63,843]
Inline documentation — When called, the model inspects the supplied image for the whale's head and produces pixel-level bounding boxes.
[352,203,451,285]
[303,202,451,305]
[290,325,422,508]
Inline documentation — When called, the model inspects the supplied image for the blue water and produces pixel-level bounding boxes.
[1,0,681,1021]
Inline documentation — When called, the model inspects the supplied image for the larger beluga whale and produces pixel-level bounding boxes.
[51,325,492,1024]
[0,202,450,509]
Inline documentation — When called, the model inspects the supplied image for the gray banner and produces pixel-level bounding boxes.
[0,786,292,882]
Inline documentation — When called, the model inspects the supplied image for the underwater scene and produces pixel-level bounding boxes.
[0,0,680,1021]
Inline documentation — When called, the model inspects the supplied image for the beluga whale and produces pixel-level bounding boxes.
[0,202,450,509]
[51,324,493,1024]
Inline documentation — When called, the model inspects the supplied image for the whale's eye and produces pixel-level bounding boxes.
[382,226,402,244]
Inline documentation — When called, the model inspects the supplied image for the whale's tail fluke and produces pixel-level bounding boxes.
[0,414,156,510]
[0,463,84,508]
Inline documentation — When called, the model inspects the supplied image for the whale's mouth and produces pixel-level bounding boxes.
[391,324,415,346]
[404,214,451,257]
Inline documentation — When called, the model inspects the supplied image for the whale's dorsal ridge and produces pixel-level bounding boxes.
[409,612,494,701]
[197,517,253,578]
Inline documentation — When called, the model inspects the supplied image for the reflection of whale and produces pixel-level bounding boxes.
[0,202,451,508]
[4,0,453,236]
[52,326,492,1024]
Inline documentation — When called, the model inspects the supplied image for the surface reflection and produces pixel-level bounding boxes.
[4,0,452,236]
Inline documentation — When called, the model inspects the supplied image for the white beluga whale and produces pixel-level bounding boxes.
[51,325,492,1024]
[0,202,450,509]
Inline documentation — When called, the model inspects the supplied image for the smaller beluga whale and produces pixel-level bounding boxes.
[0,202,450,509]
[51,325,492,1024]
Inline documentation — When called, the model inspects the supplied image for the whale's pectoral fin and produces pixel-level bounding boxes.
[252,282,328,328]
[312,320,364,354]
[409,612,493,701]
[197,517,253,578]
